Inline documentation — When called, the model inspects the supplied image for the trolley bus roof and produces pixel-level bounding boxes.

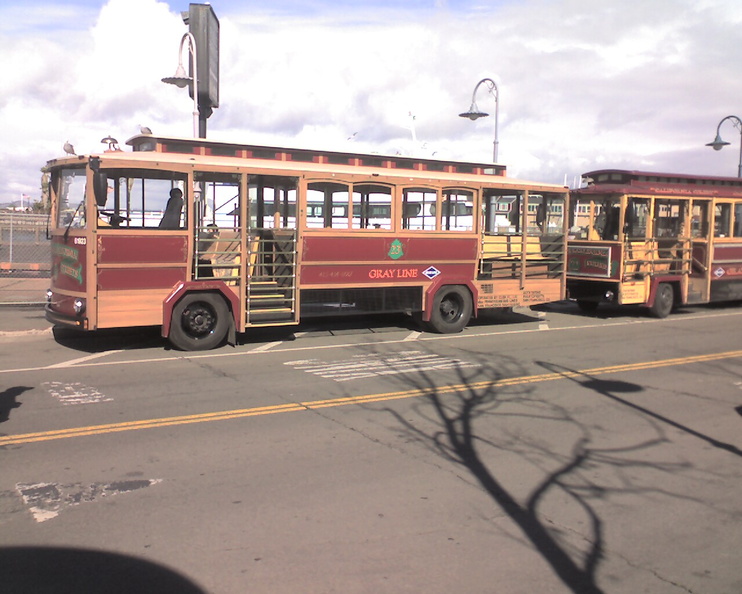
[45,134,568,192]
[577,168,742,198]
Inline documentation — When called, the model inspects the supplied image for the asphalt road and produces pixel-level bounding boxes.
[1,303,741,593]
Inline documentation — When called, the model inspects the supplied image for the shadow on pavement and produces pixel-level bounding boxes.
[52,326,168,353]
[49,308,545,353]
[0,386,31,423]
[0,546,207,593]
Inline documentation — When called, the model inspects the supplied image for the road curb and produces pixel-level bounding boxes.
[0,301,46,307]
[0,327,52,338]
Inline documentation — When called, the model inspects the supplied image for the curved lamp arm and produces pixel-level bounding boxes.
[706,115,742,177]
[162,32,199,138]
[459,77,499,163]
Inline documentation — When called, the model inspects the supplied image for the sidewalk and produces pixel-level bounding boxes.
[0,276,51,335]
[0,275,48,306]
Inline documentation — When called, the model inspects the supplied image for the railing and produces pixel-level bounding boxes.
[479,233,565,280]
[246,229,297,325]
[623,238,692,279]
[0,213,51,273]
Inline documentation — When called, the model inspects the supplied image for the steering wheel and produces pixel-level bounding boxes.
[99,210,130,226]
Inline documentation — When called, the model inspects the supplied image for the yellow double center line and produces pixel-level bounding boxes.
[2,349,741,447]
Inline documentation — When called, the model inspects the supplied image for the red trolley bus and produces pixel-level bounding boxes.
[45,134,568,350]
[567,169,742,316]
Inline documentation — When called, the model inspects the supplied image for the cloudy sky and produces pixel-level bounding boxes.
[2,0,742,205]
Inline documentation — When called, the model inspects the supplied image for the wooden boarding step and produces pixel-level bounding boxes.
[246,278,296,325]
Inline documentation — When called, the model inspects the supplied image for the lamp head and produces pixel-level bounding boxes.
[459,103,489,121]
[706,133,730,151]
[162,64,192,89]
[100,135,120,151]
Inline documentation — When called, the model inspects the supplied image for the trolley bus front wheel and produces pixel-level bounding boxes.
[649,282,674,319]
[170,292,230,351]
[427,285,472,334]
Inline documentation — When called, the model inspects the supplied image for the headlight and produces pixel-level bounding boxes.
[73,298,86,314]
[46,289,53,303]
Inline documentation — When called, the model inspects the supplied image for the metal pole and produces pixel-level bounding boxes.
[8,213,13,269]
[183,33,199,138]
[492,83,499,163]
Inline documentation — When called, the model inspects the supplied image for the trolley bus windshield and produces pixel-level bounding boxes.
[56,167,87,229]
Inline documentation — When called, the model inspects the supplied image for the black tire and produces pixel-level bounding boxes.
[411,310,426,330]
[577,300,600,313]
[427,285,472,334]
[649,282,674,319]
[169,293,230,351]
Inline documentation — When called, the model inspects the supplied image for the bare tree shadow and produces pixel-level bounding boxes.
[537,361,742,458]
[370,347,706,594]
[0,386,31,423]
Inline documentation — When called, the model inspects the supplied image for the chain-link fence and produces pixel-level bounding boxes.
[0,212,51,274]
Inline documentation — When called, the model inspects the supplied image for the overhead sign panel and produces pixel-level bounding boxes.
[188,3,219,109]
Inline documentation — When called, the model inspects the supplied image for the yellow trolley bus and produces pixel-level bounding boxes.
[567,169,742,316]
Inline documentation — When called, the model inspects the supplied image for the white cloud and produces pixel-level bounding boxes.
[2,0,742,204]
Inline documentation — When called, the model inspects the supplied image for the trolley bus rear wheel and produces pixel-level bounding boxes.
[427,285,472,334]
[170,293,230,351]
[649,282,674,319]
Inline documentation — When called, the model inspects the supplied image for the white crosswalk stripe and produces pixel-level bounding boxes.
[285,351,478,382]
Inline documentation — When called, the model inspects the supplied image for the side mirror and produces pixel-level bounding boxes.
[93,171,108,207]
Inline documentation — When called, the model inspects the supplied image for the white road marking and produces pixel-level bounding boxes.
[403,331,422,341]
[16,479,162,523]
[47,350,123,368]
[285,351,478,382]
[250,341,283,352]
[43,382,113,406]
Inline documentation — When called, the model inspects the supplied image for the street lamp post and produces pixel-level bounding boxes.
[706,115,742,177]
[162,32,200,138]
[459,77,499,163]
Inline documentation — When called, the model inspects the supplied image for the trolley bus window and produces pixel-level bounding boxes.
[95,170,187,229]
[195,172,240,229]
[483,191,519,234]
[439,190,474,231]
[734,203,742,237]
[56,168,87,229]
[352,184,392,229]
[654,199,683,238]
[568,196,619,240]
[249,175,298,229]
[568,197,590,238]
[528,193,565,236]
[714,203,731,237]
[590,199,620,240]
[690,202,709,238]
[625,198,649,239]
[402,188,437,230]
[307,182,349,229]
